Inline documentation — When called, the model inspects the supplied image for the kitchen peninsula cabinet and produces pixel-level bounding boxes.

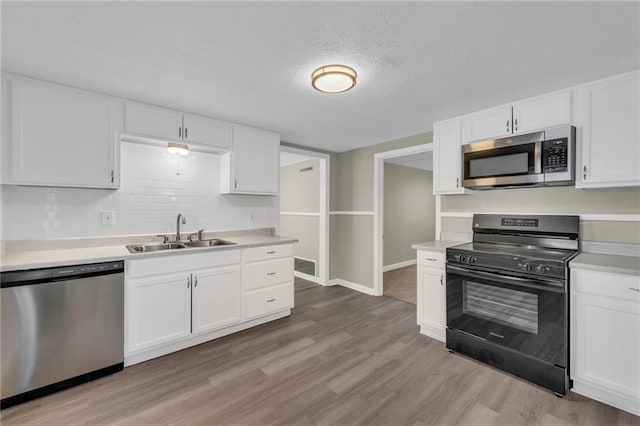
[220,124,280,195]
[2,74,122,189]
[574,70,640,188]
[570,262,640,416]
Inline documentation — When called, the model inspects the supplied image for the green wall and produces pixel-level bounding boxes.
[384,163,435,266]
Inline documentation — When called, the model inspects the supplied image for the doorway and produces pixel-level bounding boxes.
[279,146,330,288]
[373,144,437,300]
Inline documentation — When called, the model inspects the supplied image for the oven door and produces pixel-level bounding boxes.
[462,137,543,188]
[446,265,566,367]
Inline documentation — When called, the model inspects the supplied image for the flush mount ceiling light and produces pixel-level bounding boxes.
[311,64,357,93]
[167,142,189,155]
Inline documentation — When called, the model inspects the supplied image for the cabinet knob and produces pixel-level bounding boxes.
[184,127,188,139]
[194,276,198,287]
[456,178,459,188]
[506,120,510,132]
[514,118,518,132]
[266,251,276,254]
[630,287,640,293]
[440,275,444,286]
[179,126,182,138]
[187,277,190,288]
[234,179,238,189]
[583,165,587,180]
[267,272,276,276]
[266,298,276,303]
[110,170,114,183]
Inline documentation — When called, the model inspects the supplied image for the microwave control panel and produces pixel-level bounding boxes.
[543,138,569,172]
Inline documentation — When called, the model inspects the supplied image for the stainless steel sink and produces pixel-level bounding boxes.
[126,242,188,253]
[126,239,235,253]
[183,239,236,248]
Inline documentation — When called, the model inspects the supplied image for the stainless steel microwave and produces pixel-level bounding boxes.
[462,126,575,189]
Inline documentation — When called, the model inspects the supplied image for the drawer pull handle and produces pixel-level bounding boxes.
[630,287,640,293]
[425,258,437,262]
[266,251,276,254]
[266,298,276,303]
[267,272,276,276]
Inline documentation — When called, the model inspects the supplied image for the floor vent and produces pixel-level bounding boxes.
[294,257,316,276]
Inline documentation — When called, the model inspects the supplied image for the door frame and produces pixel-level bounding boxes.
[279,145,330,286]
[373,143,438,296]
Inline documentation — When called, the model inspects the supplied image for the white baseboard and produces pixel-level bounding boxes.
[294,271,322,285]
[382,259,417,272]
[327,278,376,296]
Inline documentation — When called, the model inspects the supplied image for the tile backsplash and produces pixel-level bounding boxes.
[0,142,278,240]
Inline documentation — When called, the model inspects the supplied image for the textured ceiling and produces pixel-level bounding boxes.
[2,2,638,152]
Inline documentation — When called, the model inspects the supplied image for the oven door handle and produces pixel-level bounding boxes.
[446,265,565,292]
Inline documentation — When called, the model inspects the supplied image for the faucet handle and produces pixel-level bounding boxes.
[188,229,205,241]
[156,234,170,243]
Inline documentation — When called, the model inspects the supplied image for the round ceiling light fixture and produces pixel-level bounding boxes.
[167,142,189,155]
[311,64,357,93]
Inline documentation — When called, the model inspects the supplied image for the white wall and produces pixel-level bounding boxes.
[0,141,278,240]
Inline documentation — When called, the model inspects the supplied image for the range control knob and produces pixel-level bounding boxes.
[519,263,533,272]
[535,265,549,275]
[468,256,477,264]
[454,254,466,263]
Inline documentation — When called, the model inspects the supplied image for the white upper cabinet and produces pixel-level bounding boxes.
[2,75,122,189]
[433,117,465,194]
[220,124,280,195]
[182,113,231,150]
[512,91,572,135]
[462,105,512,143]
[124,103,231,151]
[462,91,572,143]
[574,71,640,188]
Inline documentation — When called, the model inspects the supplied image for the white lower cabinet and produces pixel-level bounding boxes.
[570,268,640,416]
[416,249,446,342]
[192,265,242,334]
[125,245,294,366]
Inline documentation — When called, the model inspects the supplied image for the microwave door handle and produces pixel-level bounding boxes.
[446,265,564,292]
[534,142,542,174]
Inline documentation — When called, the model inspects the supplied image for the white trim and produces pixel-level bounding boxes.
[373,143,435,297]
[280,212,321,217]
[280,145,330,287]
[294,270,321,284]
[435,195,442,240]
[382,259,417,272]
[327,278,375,296]
[439,212,640,222]
[329,211,374,216]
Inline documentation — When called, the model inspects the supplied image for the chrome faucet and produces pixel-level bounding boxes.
[176,213,186,241]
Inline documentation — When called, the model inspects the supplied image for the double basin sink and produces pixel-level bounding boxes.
[126,239,236,253]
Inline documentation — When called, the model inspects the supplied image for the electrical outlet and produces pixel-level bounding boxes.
[102,210,115,226]
[249,211,256,222]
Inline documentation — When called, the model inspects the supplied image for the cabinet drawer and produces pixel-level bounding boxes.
[245,257,293,290]
[573,269,640,302]
[245,282,293,320]
[243,244,293,263]
[417,250,445,269]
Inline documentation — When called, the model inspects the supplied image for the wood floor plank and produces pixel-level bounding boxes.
[1,280,637,425]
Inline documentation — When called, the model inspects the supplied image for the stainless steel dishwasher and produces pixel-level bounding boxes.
[1,261,124,409]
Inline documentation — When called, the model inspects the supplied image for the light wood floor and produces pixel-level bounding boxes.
[2,280,637,425]
[384,264,417,305]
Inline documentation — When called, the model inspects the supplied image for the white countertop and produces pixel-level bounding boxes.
[570,252,640,276]
[0,235,297,272]
[411,240,468,252]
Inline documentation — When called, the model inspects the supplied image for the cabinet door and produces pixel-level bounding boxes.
[571,292,640,414]
[6,78,121,188]
[126,272,192,354]
[124,102,183,142]
[433,117,465,194]
[182,113,232,150]
[462,104,512,143]
[512,91,572,134]
[575,71,640,188]
[418,266,445,341]
[224,125,279,194]
[192,265,242,334]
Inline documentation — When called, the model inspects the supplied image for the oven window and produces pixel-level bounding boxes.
[469,152,529,178]
[463,281,538,334]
